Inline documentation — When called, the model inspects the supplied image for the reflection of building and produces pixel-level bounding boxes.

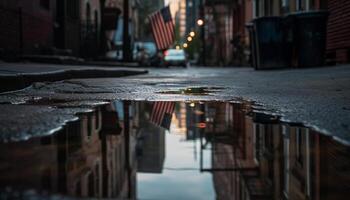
[65,109,103,197]
[186,103,205,140]
[0,102,137,199]
[0,133,60,194]
[137,122,166,173]
[173,102,187,135]
[204,102,229,135]
[136,101,166,174]
[202,102,350,200]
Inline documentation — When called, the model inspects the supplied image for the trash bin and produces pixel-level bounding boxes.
[288,11,329,67]
[246,23,257,69]
[253,16,291,69]
[246,23,258,69]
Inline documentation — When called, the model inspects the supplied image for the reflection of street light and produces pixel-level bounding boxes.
[190,31,195,37]
[197,19,204,26]
[183,43,188,48]
[187,36,193,42]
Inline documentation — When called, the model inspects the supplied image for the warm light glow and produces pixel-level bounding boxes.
[187,36,192,42]
[197,19,204,26]
[189,102,195,107]
[196,123,206,128]
[176,45,180,50]
[183,43,188,48]
[189,31,195,37]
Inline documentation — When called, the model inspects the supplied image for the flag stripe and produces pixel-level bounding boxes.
[149,6,175,50]
[155,13,166,49]
[154,13,165,49]
[154,102,164,126]
[149,15,160,49]
[155,102,164,125]
[150,102,175,129]
[150,14,163,50]
[159,12,171,48]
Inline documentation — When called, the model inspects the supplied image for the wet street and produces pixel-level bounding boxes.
[2,0,350,198]
[0,66,350,199]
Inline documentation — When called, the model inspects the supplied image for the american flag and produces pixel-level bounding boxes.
[149,6,175,50]
[150,102,175,130]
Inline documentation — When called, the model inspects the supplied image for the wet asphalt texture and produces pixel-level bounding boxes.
[0,65,349,144]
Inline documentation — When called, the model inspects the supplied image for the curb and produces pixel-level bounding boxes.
[20,55,140,68]
[0,68,148,93]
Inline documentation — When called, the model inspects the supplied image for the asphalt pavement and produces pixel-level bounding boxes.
[0,62,147,92]
[0,64,349,144]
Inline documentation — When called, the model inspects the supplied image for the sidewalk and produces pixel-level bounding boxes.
[20,54,139,67]
[0,62,148,93]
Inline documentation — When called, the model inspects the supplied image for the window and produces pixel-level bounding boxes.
[282,0,289,7]
[86,2,91,22]
[281,0,290,13]
[295,0,305,11]
[88,172,95,196]
[95,109,100,130]
[296,128,303,165]
[40,0,50,10]
[282,125,290,197]
[87,115,93,139]
[254,124,261,163]
[67,0,79,19]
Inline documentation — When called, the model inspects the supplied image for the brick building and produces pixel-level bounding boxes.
[326,0,350,63]
[204,1,233,65]
[55,0,102,58]
[0,0,56,57]
[0,0,107,59]
[250,0,349,65]
[203,0,349,66]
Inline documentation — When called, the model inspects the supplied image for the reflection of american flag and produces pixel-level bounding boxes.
[148,6,175,50]
[150,102,175,130]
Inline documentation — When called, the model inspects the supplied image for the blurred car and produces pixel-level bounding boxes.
[134,42,162,66]
[163,49,187,67]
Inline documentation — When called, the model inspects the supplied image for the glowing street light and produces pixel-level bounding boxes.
[197,19,204,26]
[187,36,193,42]
[183,43,188,48]
[176,45,180,50]
[189,31,195,37]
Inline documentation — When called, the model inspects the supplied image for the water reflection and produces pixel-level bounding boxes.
[0,101,349,199]
[0,102,137,199]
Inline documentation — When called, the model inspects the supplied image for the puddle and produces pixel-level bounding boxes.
[0,101,349,199]
[158,87,224,95]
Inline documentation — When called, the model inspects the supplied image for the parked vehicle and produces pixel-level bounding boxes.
[134,42,162,66]
[163,49,187,67]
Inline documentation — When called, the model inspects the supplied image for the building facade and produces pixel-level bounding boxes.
[0,0,56,58]
[203,0,349,66]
